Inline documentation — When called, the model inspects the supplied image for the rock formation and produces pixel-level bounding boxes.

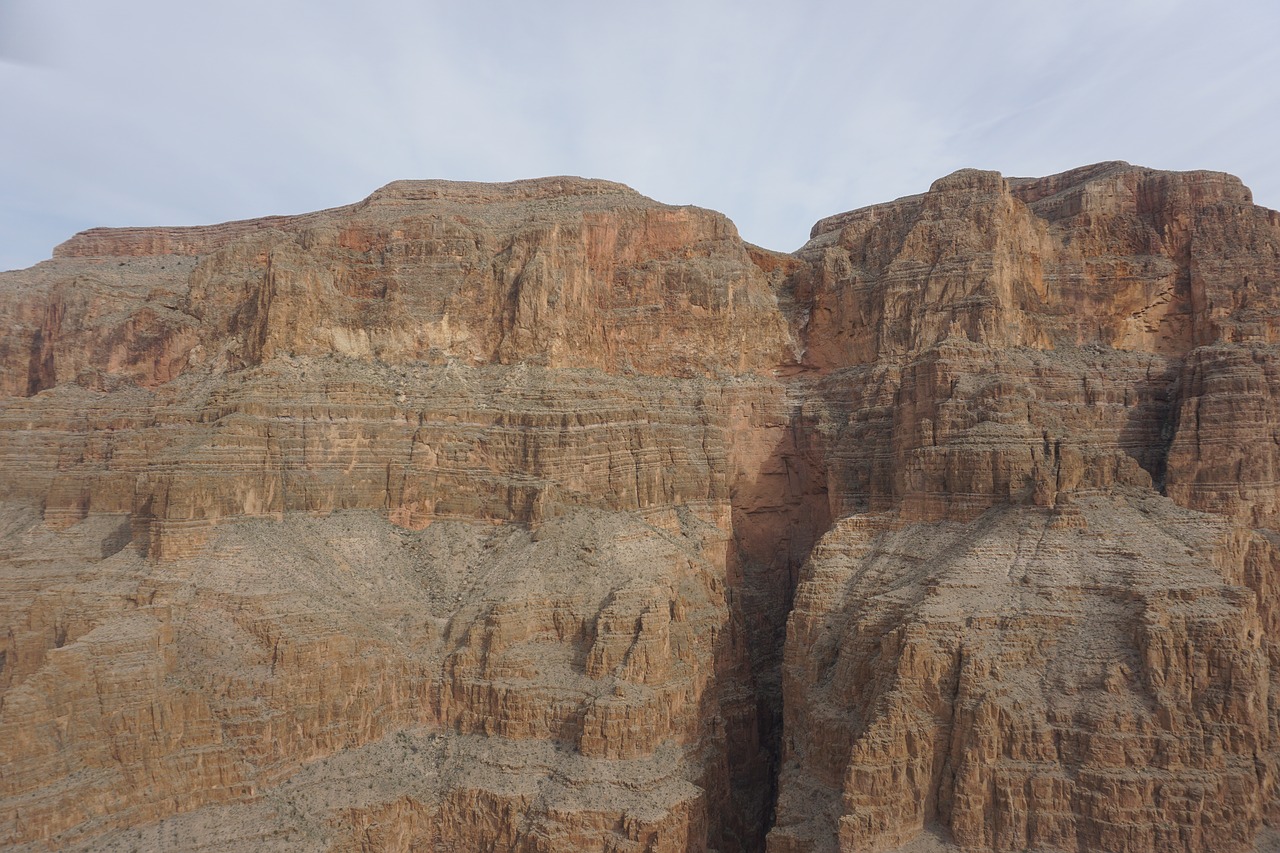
[770,163,1280,853]
[1,162,1278,852]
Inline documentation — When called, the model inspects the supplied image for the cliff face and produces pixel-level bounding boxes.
[1,163,1278,852]
[0,178,814,853]
[771,163,1280,853]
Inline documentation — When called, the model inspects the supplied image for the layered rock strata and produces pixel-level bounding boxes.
[0,178,814,853]
[770,163,1280,852]
[1,163,1278,852]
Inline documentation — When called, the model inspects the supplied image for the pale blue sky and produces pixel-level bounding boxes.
[1,0,1276,270]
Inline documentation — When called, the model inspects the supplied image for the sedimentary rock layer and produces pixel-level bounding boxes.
[770,163,1280,853]
[1,163,1279,852]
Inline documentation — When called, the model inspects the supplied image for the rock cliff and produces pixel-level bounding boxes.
[1,163,1278,852]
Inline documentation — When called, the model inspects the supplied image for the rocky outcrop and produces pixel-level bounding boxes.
[770,163,1280,852]
[1,163,1279,852]
[13,177,793,390]
[0,178,810,852]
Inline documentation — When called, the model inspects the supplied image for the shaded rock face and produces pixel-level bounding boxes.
[1,163,1279,853]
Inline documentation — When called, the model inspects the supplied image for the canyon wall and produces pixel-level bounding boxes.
[1,162,1278,852]
[770,163,1280,853]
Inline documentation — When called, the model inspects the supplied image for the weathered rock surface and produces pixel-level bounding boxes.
[1,163,1278,852]
[0,178,813,853]
[770,163,1280,853]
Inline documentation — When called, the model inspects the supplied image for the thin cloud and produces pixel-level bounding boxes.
[1,0,1277,271]
[0,0,56,67]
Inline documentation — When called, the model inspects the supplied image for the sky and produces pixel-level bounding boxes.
[1,0,1276,271]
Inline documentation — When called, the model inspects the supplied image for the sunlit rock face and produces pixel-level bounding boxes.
[1,162,1279,853]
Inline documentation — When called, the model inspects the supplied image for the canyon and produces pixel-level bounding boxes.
[1,161,1279,852]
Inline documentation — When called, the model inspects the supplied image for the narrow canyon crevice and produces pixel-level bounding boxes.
[726,398,833,849]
